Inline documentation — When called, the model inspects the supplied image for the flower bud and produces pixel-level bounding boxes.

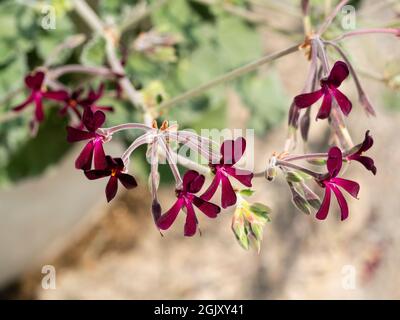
[265,166,277,181]
[231,195,271,252]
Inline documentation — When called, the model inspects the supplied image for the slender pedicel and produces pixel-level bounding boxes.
[332,28,400,42]
[158,137,183,188]
[122,132,153,162]
[275,160,323,179]
[282,153,328,161]
[102,123,153,135]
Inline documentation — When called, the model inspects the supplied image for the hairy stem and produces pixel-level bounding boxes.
[102,123,153,135]
[276,160,322,179]
[283,153,328,161]
[332,28,399,42]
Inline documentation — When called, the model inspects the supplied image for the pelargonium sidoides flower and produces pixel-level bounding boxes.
[66,108,108,170]
[13,71,68,122]
[346,130,377,175]
[294,61,352,119]
[157,170,221,236]
[201,137,254,208]
[84,156,137,202]
[316,146,360,221]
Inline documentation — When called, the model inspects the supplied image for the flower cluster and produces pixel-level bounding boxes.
[13,70,113,132]
[8,0,392,252]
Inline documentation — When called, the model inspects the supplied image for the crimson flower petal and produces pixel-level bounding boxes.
[200,173,221,201]
[220,174,237,208]
[316,92,332,119]
[220,137,246,165]
[316,186,332,220]
[331,185,349,221]
[188,174,205,194]
[224,167,253,187]
[182,170,200,193]
[34,96,44,122]
[327,61,349,88]
[294,89,323,108]
[43,90,69,101]
[353,155,377,175]
[25,71,45,90]
[193,196,220,218]
[331,177,360,198]
[118,173,138,189]
[327,146,342,177]
[332,88,352,116]
[13,94,34,112]
[106,176,118,202]
[75,141,94,170]
[83,108,105,132]
[157,198,184,230]
[184,202,198,237]
[358,130,373,153]
[93,140,107,170]
[84,169,111,180]
[66,126,96,142]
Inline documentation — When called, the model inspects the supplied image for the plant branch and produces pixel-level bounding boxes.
[119,0,170,34]
[72,0,145,112]
[283,153,328,161]
[276,160,322,179]
[317,0,349,36]
[331,28,399,42]
[48,64,116,79]
[156,43,300,111]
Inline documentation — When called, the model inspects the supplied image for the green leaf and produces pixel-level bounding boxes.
[286,171,304,183]
[306,158,327,166]
[1,109,71,184]
[215,16,262,69]
[250,202,271,220]
[239,188,255,197]
[236,71,288,135]
[232,215,249,250]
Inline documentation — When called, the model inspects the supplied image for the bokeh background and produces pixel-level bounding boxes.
[0,0,399,299]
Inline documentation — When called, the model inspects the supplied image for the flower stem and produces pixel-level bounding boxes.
[283,153,328,161]
[102,123,153,135]
[317,0,350,36]
[72,0,145,112]
[48,65,116,79]
[332,28,399,42]
[122,132,152,161]
[276,159,322,179]
[156,43,300,111]
[324,40,376,116]
[175,153,212,176]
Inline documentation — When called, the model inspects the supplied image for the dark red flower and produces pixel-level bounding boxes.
[80,83,114,113]
[59,88,84,119]
[84,156,137,202]
[13,71,68,122]
[66,108,107,170]
[346,130,377,175]
[294,61,352,119]
[157,170,221,237]
[201,137,253,208]
[316,147,360,221]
